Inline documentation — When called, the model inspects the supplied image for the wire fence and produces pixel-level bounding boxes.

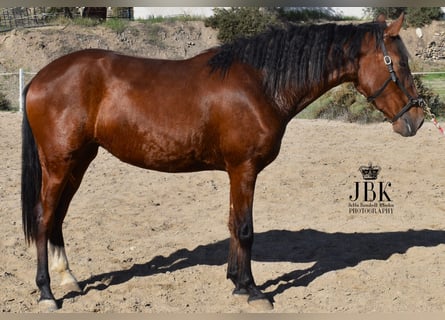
[0,7,134,32]
[0,8,49,32]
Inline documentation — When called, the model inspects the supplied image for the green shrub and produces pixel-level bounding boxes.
[206,7,362,44]
[277,7,344,22]
[303,77,445,122]
[363,7,406,20]
[364,7,443,27]
[103,18,128,33]
[205,7,279,44]
[406,8,444,27]
[313,84,384,123]
[72,17,102,27]
[0,91,12,111]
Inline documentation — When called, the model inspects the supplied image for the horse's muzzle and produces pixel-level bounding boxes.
[393,111,424,137]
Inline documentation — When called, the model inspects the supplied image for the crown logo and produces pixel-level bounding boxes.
[359,162,381,180]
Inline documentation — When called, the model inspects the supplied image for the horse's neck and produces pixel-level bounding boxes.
[279,54,357,121]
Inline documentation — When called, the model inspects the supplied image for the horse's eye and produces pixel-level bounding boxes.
[399,60,408,68]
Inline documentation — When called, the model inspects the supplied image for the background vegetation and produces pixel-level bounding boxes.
[206,7,444,43]
[1,7,443,119]
[205,7,353,44]
[298,77,445,123]
[413,75,445,118]
[364,7,444,27]
[0,91,12,111]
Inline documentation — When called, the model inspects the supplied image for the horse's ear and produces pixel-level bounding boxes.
[384,13,404,38]
[375,13,386,24]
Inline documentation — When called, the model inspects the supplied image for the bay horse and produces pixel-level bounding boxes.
[22,14,424,311]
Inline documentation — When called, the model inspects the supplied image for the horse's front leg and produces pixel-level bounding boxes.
[227,163,273,309]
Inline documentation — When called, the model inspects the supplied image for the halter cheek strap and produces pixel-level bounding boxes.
[366,40,424,123]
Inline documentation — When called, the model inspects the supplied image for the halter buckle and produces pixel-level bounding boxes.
[383,55,392,65]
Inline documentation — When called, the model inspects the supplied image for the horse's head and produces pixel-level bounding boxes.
[355,13,424,137]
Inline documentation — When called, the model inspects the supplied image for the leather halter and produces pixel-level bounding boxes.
[366,40,425,123]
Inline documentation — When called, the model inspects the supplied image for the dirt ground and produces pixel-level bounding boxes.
[1,111,445,313]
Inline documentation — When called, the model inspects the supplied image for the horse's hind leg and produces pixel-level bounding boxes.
[36,145,97,310]
[49,145,98,293]
[35,164,72,310]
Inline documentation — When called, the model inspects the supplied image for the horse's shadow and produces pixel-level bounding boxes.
[68,228,445,303]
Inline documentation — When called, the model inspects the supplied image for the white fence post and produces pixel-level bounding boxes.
[19,68,24,112]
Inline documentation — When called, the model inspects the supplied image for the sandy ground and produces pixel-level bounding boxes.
[1,111,445,313]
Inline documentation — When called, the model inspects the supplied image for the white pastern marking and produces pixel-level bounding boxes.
[50,245,80,288]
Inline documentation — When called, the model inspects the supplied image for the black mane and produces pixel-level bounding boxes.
[209,21,387,97]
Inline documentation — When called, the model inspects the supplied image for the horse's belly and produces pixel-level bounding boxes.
[99,132,222,173]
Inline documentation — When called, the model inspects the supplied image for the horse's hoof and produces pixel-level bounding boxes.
[248,297,274,310]
[60,271,82,293]
[61,280,82,293]
[232,288,249,296]
[39,299,59,312]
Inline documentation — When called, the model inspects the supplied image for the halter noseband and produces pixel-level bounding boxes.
[366,40,425,123]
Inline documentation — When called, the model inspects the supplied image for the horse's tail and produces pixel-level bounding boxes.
[21,82,41,245]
